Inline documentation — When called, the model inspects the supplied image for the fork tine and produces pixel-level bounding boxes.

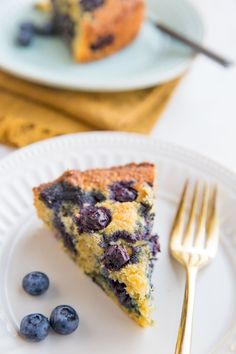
[170,181,188,247]
[194,183,209,247]
[206,186,219,251]
[183,183,199,246]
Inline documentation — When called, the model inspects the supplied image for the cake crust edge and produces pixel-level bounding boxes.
[33,162,156,194]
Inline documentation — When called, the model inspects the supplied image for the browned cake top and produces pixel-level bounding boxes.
[92,0,144,24]
[34,163,155,194]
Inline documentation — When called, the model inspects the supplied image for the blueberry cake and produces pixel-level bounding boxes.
[50,0,145,62]
[33,163,160,327]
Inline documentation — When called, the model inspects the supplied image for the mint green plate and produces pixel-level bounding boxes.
[0,0,204,91]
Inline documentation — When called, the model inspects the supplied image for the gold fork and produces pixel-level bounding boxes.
[170,182,219,354]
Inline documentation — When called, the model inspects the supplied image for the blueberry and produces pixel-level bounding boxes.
[77,190,105,205]
[112,231,139,243]
[76,206,111,233]
[81,192,98,205]
[40,182,106,210]
[40,182,82,209]
[90,34,114,51]
[22,272,49,296]
[16,22,35,47]
[139,203,152,217]
[101,231,139,247]
[56,15,75,44]
[80,0,105,12]
[50,305,79,335]
[62,185,86,205]
[109,280,137,311]
[20,22,34,32]
[90,190,106,203]
[110,181,137,203]
[19,313,50,342]
[149,235,161,256]
[39,183,64,208]
[16,29,34,47]
[103,245,130,271]
[33,19,58,36]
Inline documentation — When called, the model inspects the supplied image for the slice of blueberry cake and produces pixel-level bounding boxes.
[33,163,159,327]
[50,0,145,62]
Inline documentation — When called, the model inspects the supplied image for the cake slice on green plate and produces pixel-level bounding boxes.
[33,163,160,327]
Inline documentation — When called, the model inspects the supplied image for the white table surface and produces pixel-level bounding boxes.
[1,0,236,172]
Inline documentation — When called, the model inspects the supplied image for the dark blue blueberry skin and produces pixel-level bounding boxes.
[40,182,105,210]
[90,34,114,51]
[90,190,106,203]
[76,206,111,233]
[40,182,87,209]
[22,272,49,296]
[103,245,130,271]
[139,203,152,217]
[112,231,139,243]
[110,181,137,203]
[50,305,79,335]
[20,22,34,32]
[55,14,75,44]
[40,182,83,209]
[100,231,139,249]
[19,313,50,342]
[109,281,138,312]
[80,0,105,12]
[33,19,58,36]
[149,235,161,257]
[40,183,64,208]
[16,26,34,47]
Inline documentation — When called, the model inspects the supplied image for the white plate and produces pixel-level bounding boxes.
[0,132,235,354]
[0,0,204,91]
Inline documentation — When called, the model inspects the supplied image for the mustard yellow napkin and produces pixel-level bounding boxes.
[0,70,180,147]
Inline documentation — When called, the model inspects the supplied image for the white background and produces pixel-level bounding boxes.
[1,0,236,171]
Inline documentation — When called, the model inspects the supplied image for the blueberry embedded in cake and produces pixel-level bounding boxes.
[33,163,160,327]
[50,0,145,62]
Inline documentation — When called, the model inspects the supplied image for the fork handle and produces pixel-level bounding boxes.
[175,267,198,354]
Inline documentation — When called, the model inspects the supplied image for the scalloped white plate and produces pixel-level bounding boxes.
[0,0,203,91]
[0,132,236,354]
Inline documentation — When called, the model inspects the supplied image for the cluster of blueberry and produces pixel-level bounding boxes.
[16,0,105,48]
[16,20,58,47]
[41,180,137,210]
[19,271,79,342]
[40,182,106,210]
